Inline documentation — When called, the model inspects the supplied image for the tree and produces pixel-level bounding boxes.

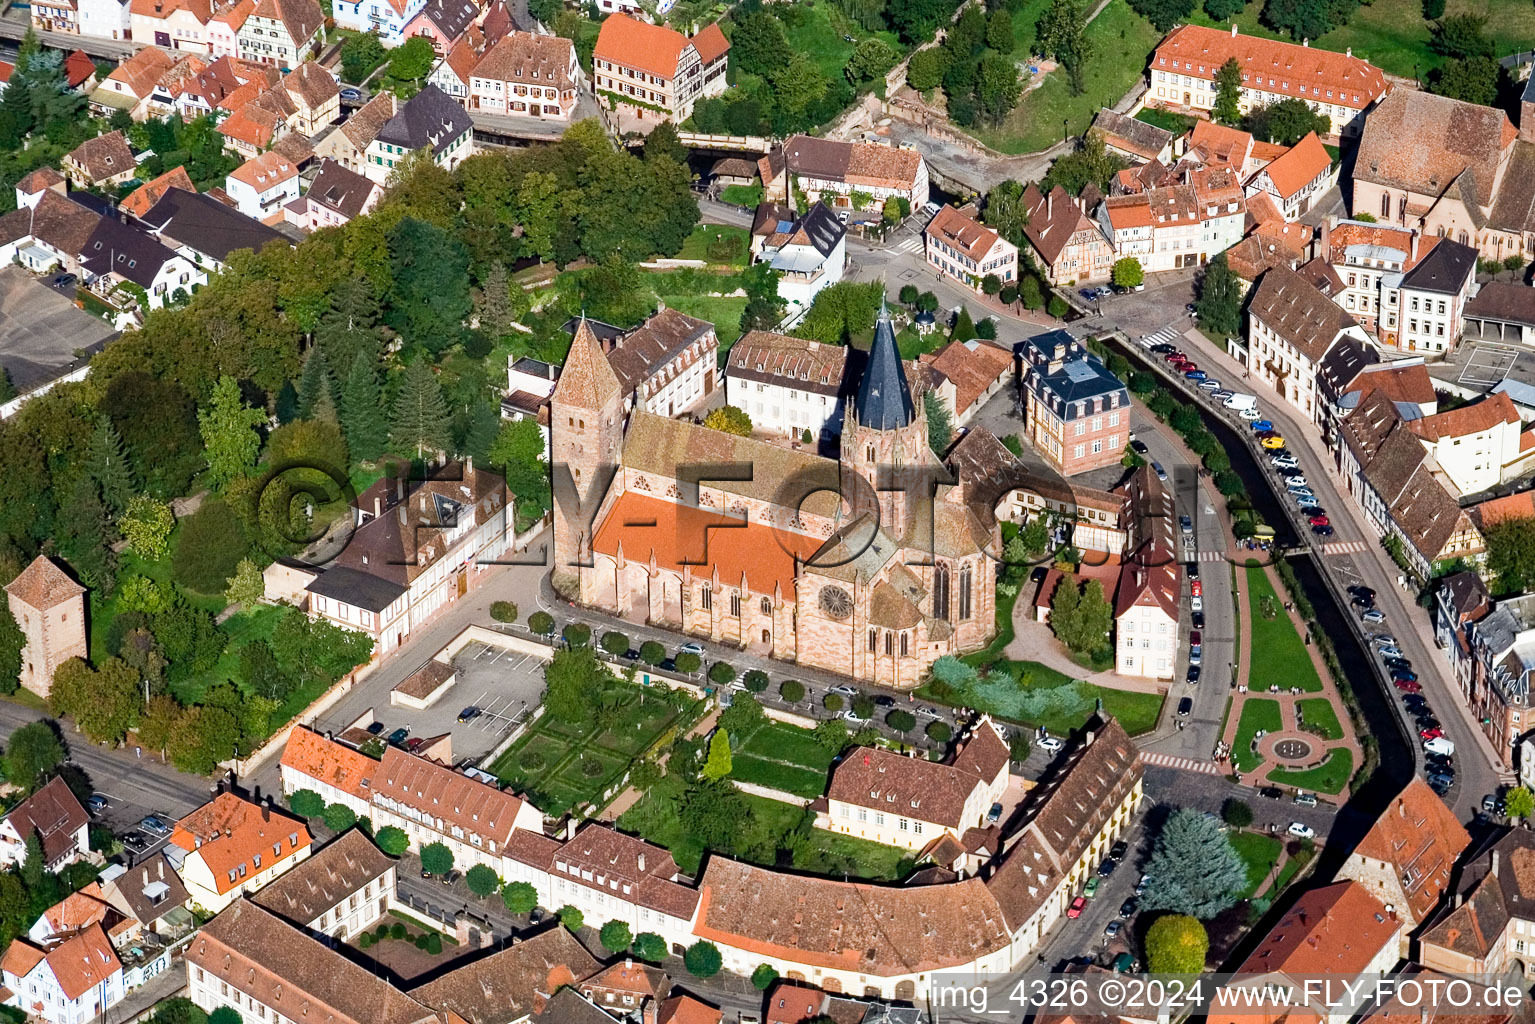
[702,405,753,436]
[981,181,1030,250]
[887,709,916,733]
[883,196,903,225]
[975,51,1023,122]
[643,121,687,166]
[987,8,1013,49]
[50,657,141,746]
[1128,0,1195,31]
[1049,576,1082,648]
[780,679,805,702]
[921,389,954,457]
[752,963,780,990]
[1204,0,1247,18]
[172,499,248,594]
[199,376,265,491]
[1112,258,1144,289]
[631,932,667,962]
[599,920,633,952]
[419,842,453,876]
[341,32,386,83]
[502,880,538,914]
[1040,134,1127,197]
[295,346,335,422]
[1213,58,1243,124]
[684,940,723,978]
[84,418,138,516]
[323,803,357,831]
[1506,786,1535,820]
[1221,797,1254,827]
[376,826,409,855]
[557,905,584,931]
[1076,580,1113,655]
[545,647,607,724]
[488,416,550,515]
[562,622,590,648]
[1146,914,1209,973]
[823,692,844,712]
[3,721,63,792]
[675,651,701,674]
[387,218,471,353]
[1431,13,1493,57]
[639,641,666,665]
[225,558,265,609]
[1048,294,1070,318]
[208,1009,242,1024]
[600,631,628,656]
[57,475,116,594]
[742,669,770,692]
[387,36,435,86]
[702,729,733,781]
[907,47,948,91]
[731,11,793,76]
[1260,0,1350,40]
[1196,254,1243,336]
[846,38,898,83]
[1141,808,1248,918]
[119,495,175,561]
[465,864,499,897]
[390,358,451,459]
[1430,56,1501,105]
[1243,98,1331,146]
[490,601,518,623]
[926,719,952,742]
[529,611,555,635]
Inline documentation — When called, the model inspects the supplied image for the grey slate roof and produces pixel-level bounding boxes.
[78,215,182,289]
[854,302,914,430]
[305,565,408,612]
[139,188,289,262]
[1022,330,1128,421]
[1465,282,1535,327]
[1400,239,1477,295]
[790,201,845,257]
[301,159,377,220]
[375,84,472,156]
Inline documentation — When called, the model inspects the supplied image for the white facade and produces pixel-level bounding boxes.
[225,164,299,219]
[1,932,124,1024]
[1117,602,1178,679]
[331,0,423,45]
[726,371,841,440]
[78,0,131,38]
[1399,280,1469,355]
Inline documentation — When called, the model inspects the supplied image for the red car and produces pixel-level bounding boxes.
[1420,726,1444,740]
[1191,581,1203,598]
[1309,514,1330,527]
[1067,896,1087,919]
[1190,630,1202,647]
[1395,679,1423,693]
[1180,363,1199,374]
[1164,352,1186,363]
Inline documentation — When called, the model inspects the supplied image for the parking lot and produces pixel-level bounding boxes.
[321,640,549,766]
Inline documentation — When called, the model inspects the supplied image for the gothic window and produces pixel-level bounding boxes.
[866,444,875,462]
[868,629,877,651]
[1380,193,1389,220]
[900,632,909,657]
[819,586,853,620]
[730,593,741,617]
[761,597,771,615]
[959,564,973,619]
[884,631,893,655]
[932,563,950,621]
[701,585,711,611]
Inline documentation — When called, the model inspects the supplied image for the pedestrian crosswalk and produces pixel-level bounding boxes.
[1136,325,1186,350]
[1197,550,1227,563]
[894,237,923,255]
[1141,752,1222,774]
[1322,540,1370,556]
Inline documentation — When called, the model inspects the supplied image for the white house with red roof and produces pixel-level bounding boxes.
[925,203,1018,291]
[0,924,124,1024]
[167,793,312,914]
[468,31,579,119]
[591,14,728,128]
[1146,24,1388,139]
[331,0,422,45]
[226,149,300,219]
[1244,131,1335,221]
[1114,465,1179,680]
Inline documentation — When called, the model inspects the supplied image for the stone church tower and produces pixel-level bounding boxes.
[4,556,86,698]
[840,303,937,542]
[550,318,624,595]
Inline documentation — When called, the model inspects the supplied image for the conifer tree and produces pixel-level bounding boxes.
[295,346,335,420]
[84,417,138,516]
[390,358,451,460]
[342,350,388,464]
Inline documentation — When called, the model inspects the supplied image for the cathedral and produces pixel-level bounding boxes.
[550,302,1002,688]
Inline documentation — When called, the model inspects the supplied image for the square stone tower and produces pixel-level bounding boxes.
[4,556,86,698]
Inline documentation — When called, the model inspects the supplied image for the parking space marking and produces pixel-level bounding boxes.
[1458,343,1521,385]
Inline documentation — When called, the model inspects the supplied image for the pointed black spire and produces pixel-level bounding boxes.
[854,296,915,431]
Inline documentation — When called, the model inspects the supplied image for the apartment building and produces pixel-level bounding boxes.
[331,0,426,46]
[1115,465,1179,680]
[467,31,579,119]
[759,135,930,212]
[597,308,719,418]
[724,329,848,441]
[251,829,395,941]
[284,157,381,230]
[1246,265,1372,426]
[0,778,89,873]
[0,925,123,1024]
[225,149,300,218]
[236,0,321,68]
[1244,131,1334,221]
[1021,329,1132,477]
[1404,392,1533,498]
[166,793,313,914]
[591,14,728,126]
[63,131,136,189]
[363,84,472,183]
[1098,166,1246,273]
[1434,581,1532,769]
[925,203,1018,291]
[1146,24,1388,138]
[1394,239,1479,355]
[1421,829,1535,977]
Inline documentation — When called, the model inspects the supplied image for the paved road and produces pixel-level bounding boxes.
[1097,285,1505,819]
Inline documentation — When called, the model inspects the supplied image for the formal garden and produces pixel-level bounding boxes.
[727,719,838,799]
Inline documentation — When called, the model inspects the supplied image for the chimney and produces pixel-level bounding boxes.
[465,454,473,475]
[1302,37,1308,46]
[1398,798,1405,817]
[637,852,645,872]
[1410,229,1420,263]
[1046,191,1054,220]
[1231,22,1238,35]
[1319,218,1330,260]
[374,495,381,518]
[1493,849,1501,878]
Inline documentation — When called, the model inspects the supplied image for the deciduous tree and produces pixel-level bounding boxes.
[502,880,538,914]
[1213,57,1243,124]
[1195,254,1243,336]
[702,729,733,781]
[702,405,753,436]
[3,721,63,792]
[1146,914,1209,972]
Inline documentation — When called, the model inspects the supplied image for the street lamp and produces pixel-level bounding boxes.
[1414,63,1420,88]
[1062,118,1070,144]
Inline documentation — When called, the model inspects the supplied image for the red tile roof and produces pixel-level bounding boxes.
[170,793,311,896]
[690,22,729,64]
[38,924,121,1001]
[5,555,84,610]
[1259,132,1332,199]
[63,50,96,88]
[1153,25,1386,111]
[1349,777,1469,920]
[280,725,377,799]
[1189,118,1252,168]
[925,204,1003,262]
[120,165,195,219]
[592,491,823,598]
[1231,880,1398,974]
[1407,392,1519,443]
[593,14,691,79]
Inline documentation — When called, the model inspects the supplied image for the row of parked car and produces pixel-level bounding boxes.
[1255,425,1336,539]
[1357,604,1457,795]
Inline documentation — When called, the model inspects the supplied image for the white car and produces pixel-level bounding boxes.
[829,684,857,696]
[1285,476,1309,490]
[1038,736,1064,752]
[1287,822,1315,839]
[1190,595,1203,613]
[1239,407,1262,421]
[678,642,704,656]
[914,705,942,720]
[841,709,868,723]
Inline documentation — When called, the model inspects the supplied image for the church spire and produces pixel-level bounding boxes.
[854,294,914,431]
[554,315,622,411]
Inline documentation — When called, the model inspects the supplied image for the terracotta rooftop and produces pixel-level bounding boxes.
[284,60,337,109]
[1355,89,1516,213]
[925,204,1004,262]
[1233,880,1398,974]
[1407,392,1520,443]
[4,777,88,867]
[66,130,134,182]
[105,45,176,97]
[1348,777,1470,921]
[827,721,1009,829]
[727,330,847,397]
[1090,107,1172,161]
[5,556,85,610]
[1259,132,1331,199]
[592,14,695,80]
[120,165,195,219]
[471,30,575,89]
[170,793,311,896]
[918,337,1014,416]
[1188,118,1252,168]
[229,150,299,190]
[16,167,64,194]
[763,135,924,192]
[1153,25,1387,111]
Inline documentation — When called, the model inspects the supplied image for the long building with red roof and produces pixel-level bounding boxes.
[591,14,728,127]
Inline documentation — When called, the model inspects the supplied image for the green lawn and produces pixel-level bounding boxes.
[1296,698,1343,741]
[730,721,837,798]
[1273,851,1307,893]
[1229,830,1283,898]
[658,295,748,348]
[1267,748,1355,795]
[719,184,763,208]
[675,225,751,266]
[970,0,1163,154]
[1135,108,1195,135]
[1245,564,1323,693]
[489,687,699,816]
[775,1,902,85]
[1232,698,1283,773]
[1187,0,1535,78]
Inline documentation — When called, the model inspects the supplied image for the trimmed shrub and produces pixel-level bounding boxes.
[743,669,770,692]
[780,680,805,702]
[675,652,701,674]
[925,720,952,742]
[601,631,630,656]
[708,662,736,685]
[528,611,555,634]
[288,789,324,818]
[639,641,666,665]
[562,623,591,648]
[489,601,518,622]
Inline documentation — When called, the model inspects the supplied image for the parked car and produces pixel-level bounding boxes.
[1187,562,1200,580]
[1484,794,1502,814]
[1392,669,1418,683]
[1287,822,1316,839]
[1180,514,1193,534]
[1199,379,1222,391]
[1104,920,1122,938]
[1259,786,1284,800]
[405,737,427,752]
[1285,476,1310,490]
[339,87,363,101]
[366,722,385,735]
[140,816,170,836]
[1192,610,1205,628]
[1377,644,1404,658]
[1130,439,1149,455]
[1261,436,1287,450]
[678,642,704,656]
[1420,726,1445,740]
[1240,407,1262,420]
[1251,420,1274,432]
[1190,595,1203,613]
[1134,875,1150,896]
[1164,351,1186,363]
[1415,717,1441,730]
[1395,679,1423,693]
[872,695,896,708]
[1294,792,1317,808]
[915,705,942,720]
[1384,657,1412,671]
[1038,736,1064,752]
[457,707,481,723]
[387,727,411,745]
[87,794,108,814]
[1185,370,1207,381]
[1098,858,1117,877]
[829,684,857,696]
[1309,515,1330,527]
[1068,896,1087,918]
[1084,877,1101,897]
[1187,665,1201,684]
[1351,586,1377,601]
[1361,608,1386,623]
[1119,898,1138,918]
[1150,343,1177,354]
[1214,390,1235,401]
[1177,696,1193,716]
[1152,462,1167,481]
[1109,840,1129,860]
[1313,525,1335,537]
